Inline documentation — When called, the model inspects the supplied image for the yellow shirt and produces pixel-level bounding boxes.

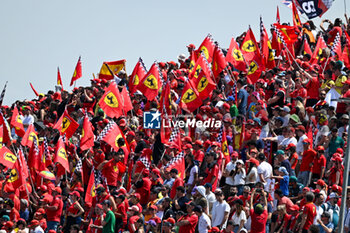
[335,75,347,94]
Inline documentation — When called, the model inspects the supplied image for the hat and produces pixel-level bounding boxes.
[127,131,136,137]
[152,168,161,177]
[1,215,10,221]
[131,193,141,200]
[314,179,326,187]
[53,187,62,194]
[329,192,338,199]
[303,187,310,192]
[302,138,311,144]
[128,205,140,212]
[286,143,296,150]
[290,176,297,183]
[187,44,196,49]
[278,167,289,175]
[289,114,300,123]
[236,159,244,165]
[231,151,239,158]
[146,220,157,227]
[283,106,290,112]
[69,191,80,198]
[248,158,259,166]
[194,140,203,146]
[214,188,223,195]
[275,117,284,124]
[316,146,325,152]
[342,80,350,85]
[29,220,40,228]
[165,218,176,225]
[332,156,342,163]
[234,199,244,206]
[296,125,306,132]
[341,114,350,120]
[39,185,47,192]
[254,203,264,215]
[193,205,203,213]
[149,205,158,211]
[226,96,235,102]
[336,148,344,155]
[119,118,126,127]
[196,186,206,197]
[276,150,284,155]
[177,54,186,61]
[209,227,220,232]
[4,221,14,228]
[204,183,212,189]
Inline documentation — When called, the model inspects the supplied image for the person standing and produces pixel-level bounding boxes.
[44,187,63,232]
[298,192,317,233]
[102,200,116,233]
[211,189,230,229]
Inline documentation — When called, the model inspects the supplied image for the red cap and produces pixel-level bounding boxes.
[209,227,220,232]
[303,187,310,192]
[296,125,306,132]
[165,218,175,224]
[152,168,161,177]
[286,143,296,150]
[127,131,136,137]
[303,138,311,144]
[119,119,126,127]
[187,44,196,49]
[37,208,45,215]
[314,179,326,187]
[70,191,80,198]
[223,103,230,110]
[248,158,259,166]
[132,193,141,200]
[29,220,40,227]
[39,185,47,192]
[331,184,338,191]
[149,205,158,211]
[183,136,192,143]
[336,148,344,154]
[96,204,103,209]
[316,146,325,151]
[306,107,314,113]
[194,140,203,146]
[332,156,342,163]
[231,151,239,158]
[4,221,14,228]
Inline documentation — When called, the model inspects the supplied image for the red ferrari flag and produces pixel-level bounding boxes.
[310,36,327,64]
[99,60,126,80]
[330,32,342,60]
[53,110,79,139]
[212,44,228,79]
[120,87,133,114]
[191,56,216,101]
[97,121,126,153]
[0,146,17,169]
[179,80,202,112]
[27,138,41,170]
[276,6,280,24]
[273,24,299,45]
[343,32,350,69]
[57,67,63,89]
[137,63,163,101]
[197,34,215,62]
[70,56,82,86]
[260,16,276,69]
[128,58,147,95]
[241,28,264,83]
[0,112,12,145]
[18,148,29,180]
[54,136,70,172]
[292,1,302,26]
[98,81,124,118]
[10,107,25,138]
[21,124,38,148]
[164,152,185,179]
[30,83,39,97]
[7,158,25,190]
[85,169,97,205]
[301,36,312,56]
[80,114,94,151]
[226,37,247,72]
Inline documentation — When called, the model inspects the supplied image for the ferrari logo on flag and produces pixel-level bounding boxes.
[248,61,258,75]
[16,116,22,124]
[197,77,208,92]
[4,152,17,163]
[133,75,140,85]
[29,132,38,143]
[58,148,67,160]
[91,183,96,197]
[189,60,195,72]
[114,134,122,147]
[194,65,202,78]
[222,141,229,155]
[81,129,85,138]
[200,46,209,60]
[104,92,119,108]
[144,75,158,90]
[242,40,256,52]
[8,168,18,183]
[182,89,197,103]
[62,117,71,132]
[233,49,244,61]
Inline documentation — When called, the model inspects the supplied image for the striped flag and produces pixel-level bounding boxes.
[0,82,8,106]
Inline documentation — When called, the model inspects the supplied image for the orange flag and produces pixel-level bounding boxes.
[292,1,302,26]
[99,82,124,118]
[54,136,70,172]
[310,36,327,64]
[70,56,82,86]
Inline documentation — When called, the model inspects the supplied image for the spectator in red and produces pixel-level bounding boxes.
[297,192,317,233]
[298,138,316,187]
[311,146,326,181]
[249,188,268,233]
[201,151,219,192]
[326,156,344,186]
[90,204,105,233]
[169,168,184,199]
[114,194,127,232]
[176,202,198,233]
[45,187,63,232]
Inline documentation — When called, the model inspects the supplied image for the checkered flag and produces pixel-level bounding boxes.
[259,16,264,49]
[330,32,341,55]
[139,57,148,73]
[94,167,102,185]
[217,124,224,143]
[156,62,165,85]
[164,151,184,169]
[96,120,115,141]
[138,156,151,170]
[33,137,40,155]
[272,25,287,48]
[0,81,8,107]
[168,123,180,143]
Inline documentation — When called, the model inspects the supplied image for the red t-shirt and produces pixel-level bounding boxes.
[305,76,320,99]
[170,177,184,199]
[116,202,127,224]
[202,164,219,192]
[327,26,342,44]
[239,195,251,207]
[290,87,307,99]
[300,149,317,172]
[128,215,140,233]
[92,214,105,233]
[302,203,317,230]
[290,152,298,169]
[136,177,152,205]
[312,155,326,175]
[194,150,205,163]
[102,159,119,186]
[250,209,268,233]
[178,213,198,233]
[46,195,63,222]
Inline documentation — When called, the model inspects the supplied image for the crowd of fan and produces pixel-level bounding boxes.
[1,15,350,233]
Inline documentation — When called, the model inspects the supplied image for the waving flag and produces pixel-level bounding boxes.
[21,124,38,148]
[217,124,229,157]
[70,56,82,86]
[99,81,124,118]
[273,23,299,45]
[99,60,126,80]
[27,137,41,170]
[330,32,342,60]
[310,36,327,64]
[137,62,163,101]
[241,28,264,83]
[85,168,97,205]
[301,35,313,56]
[212,44,228,79]
[276,6,281,24]
[10,106,25,138]
[7,157,25,190]
[0,146,17,169]
[30,82,39,97]
[54,136,70,172]
[57,67,63,89]
[0,111,12,145]
[80,114,94,151]
[343,32,350,69]
[179,80,202,112]
[0,82,8,106]
[292,1,302,26]
[120,87,133,114]
[226,37,247,71]
[97,120,127,154]
[260,16,276,69]
[163,152,185,179]
[128,58,147,95]
[296,0,333,19]
[53,110,79,139]
[197,34,215,62]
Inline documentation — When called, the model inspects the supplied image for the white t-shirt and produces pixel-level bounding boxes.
[246,167,258,185]
[233,169,246,186]
[22,114,34,127]
[297,134,308,159]
[225,161,236,186]
[187,165,198,185]
[231,210,247,226]
[257,161,272,191]
[206,192,216,212]
[279,137,297,148]
[211,200,230,228]
[198,213,211,233]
